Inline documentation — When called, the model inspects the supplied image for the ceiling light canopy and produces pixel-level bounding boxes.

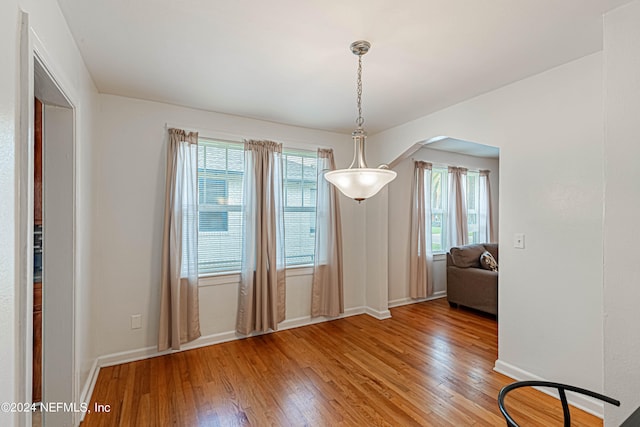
[324,40,396,202]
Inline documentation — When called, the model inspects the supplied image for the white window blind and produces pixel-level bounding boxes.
[283,149,317,266]
[197,139,244,275]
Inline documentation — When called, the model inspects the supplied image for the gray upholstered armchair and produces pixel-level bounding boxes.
[446,243,498,316]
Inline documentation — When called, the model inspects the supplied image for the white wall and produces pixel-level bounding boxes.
[369,53,605,408]
[603,1,640,424]
[93,94,366,357]
[388,147,499,304]
[0,3,19,423]
[364,187,391,318]
[0,0,99,425]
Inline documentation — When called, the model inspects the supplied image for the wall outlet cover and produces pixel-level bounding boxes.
[131,314,142,329]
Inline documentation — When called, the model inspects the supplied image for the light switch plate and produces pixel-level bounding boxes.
[514,233,525,249]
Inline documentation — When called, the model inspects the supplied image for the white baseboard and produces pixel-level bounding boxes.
[279,306,367,330]
[388,291,447,308]
[78,358,99,423]
[364,307,392,319]
[494,359,604,418]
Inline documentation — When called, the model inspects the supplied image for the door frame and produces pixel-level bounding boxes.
[18,11,79,427]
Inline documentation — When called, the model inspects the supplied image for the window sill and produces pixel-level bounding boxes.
[286,264,314,277]
[199,272,241,287]
[433,253,447,262]
[198,265,314,287]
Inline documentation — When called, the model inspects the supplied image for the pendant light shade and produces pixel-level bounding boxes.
[326,40,396,202]
[325,168,396,201]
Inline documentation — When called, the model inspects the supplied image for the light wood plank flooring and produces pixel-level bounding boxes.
[82,299,601,426]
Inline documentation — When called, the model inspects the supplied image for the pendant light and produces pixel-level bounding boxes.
[325,40,397,202]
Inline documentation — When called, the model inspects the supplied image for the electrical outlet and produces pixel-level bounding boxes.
[131,314,142,329]
[514,233,525,249]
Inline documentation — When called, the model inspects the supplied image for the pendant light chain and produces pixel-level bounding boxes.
[356,53,364,128]
[324,40,396,202]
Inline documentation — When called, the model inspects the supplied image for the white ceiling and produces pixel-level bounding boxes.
[57,0,630,134]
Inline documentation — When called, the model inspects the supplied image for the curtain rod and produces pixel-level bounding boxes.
[410,157,487,173]
[164,122,333,151]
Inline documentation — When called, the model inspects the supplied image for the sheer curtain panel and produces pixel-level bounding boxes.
[409,161,433,298]
[311,149,344,317]
[158,128,201,351]
[237,140,286,335]
[447,166,469,247]
[478,170,495,243]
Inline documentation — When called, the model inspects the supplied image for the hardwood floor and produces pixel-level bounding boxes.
[83,299,601,426]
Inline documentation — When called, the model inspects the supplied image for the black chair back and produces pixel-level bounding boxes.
[498,380,620,427]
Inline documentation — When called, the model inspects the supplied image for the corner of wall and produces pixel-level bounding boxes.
[363,187,390,314]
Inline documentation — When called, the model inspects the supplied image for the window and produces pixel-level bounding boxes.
[197,139,244,275]
[429,167,482,252]
[466,171,480,244]
[198,178,228,232]
[197,139,317,275]
[283,150,317,266]
[431,167,448,252]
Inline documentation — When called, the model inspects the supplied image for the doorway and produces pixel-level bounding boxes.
[386,137,500,308]
[31,56,76,427]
